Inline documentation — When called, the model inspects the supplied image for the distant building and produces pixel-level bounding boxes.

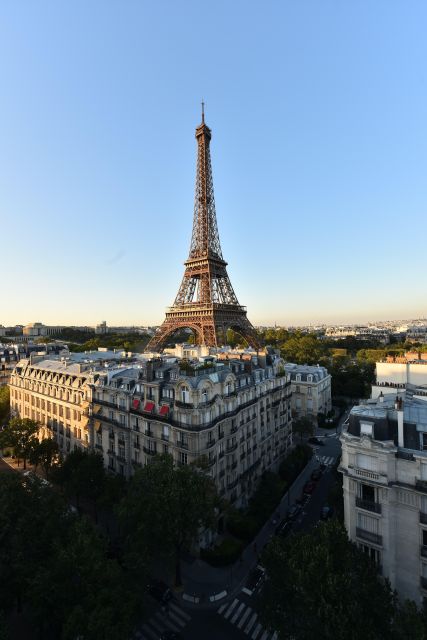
[325,325,390,344]
[372,353,427,401]
[340,390,427,603]
[95,321,108,335]
[284,363,332,419]
[23,322,64,338]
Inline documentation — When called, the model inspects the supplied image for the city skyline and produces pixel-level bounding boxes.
[1,2,426,327]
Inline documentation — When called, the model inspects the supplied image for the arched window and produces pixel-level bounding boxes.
[201,388,208,403]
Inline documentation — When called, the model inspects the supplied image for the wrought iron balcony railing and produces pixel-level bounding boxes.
[356,497,382,514]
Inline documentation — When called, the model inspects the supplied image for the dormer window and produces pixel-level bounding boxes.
[360,422,373,437]
[307,374,313,383]
[201,389,208,403]
[225,382,232,396]
[296,374,301,382]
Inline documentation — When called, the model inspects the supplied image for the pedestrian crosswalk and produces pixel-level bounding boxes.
[317,455,336,467]
[133,600,191,640]
[218,598,278,640]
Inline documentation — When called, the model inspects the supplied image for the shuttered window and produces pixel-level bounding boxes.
[357,454,377,471]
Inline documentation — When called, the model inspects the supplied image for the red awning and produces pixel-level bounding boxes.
[132,399,140,410]
[159,405,169,416]
[144,401,155,412]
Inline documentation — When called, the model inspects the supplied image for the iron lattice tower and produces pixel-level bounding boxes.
[146,108,260,351]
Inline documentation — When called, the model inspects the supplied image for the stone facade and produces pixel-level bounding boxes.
[284,363,331,419]
[340,391,427,603]
[9,351,293,509]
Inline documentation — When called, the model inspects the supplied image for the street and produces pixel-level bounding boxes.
[135,428,344,640]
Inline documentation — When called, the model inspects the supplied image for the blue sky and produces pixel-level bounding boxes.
[1,1,426,327]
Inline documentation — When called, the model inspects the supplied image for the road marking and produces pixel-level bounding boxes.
[259,630,270,640]
[231,602,245,624]
[167,610,186,627]
[224,598,239,620]
[238,606,253,629]
[218,602,228,614]
[271,632,278,640]
[245,612,258,634]
[140,624,158,640]
[169,602,191,621]
[251,622,263,639]
[242,587,253,596]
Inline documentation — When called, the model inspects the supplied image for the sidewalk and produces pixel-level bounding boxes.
[179,454,319,607]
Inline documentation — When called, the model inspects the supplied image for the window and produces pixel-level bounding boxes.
[307,375,313,382]
[360,422,373,437]
[357,454,377,470]
[307,386,312,397]
[357,512,379,534]
[181,386,190,403]
[422,433,427,451]
[201,389,208,403]
[296,374,301,382]
[296,386,300,393]
[360,483,375,502]
[179,451,187,465]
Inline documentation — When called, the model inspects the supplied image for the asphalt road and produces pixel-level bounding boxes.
[139,430,344,640]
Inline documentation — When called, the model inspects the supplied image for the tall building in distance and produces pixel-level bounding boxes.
[147,107,260,351]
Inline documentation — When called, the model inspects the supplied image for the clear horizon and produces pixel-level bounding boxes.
[1,1,426,327]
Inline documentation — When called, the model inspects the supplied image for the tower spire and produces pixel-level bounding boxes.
[146,115,260,351]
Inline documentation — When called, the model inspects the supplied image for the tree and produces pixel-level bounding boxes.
[53,449,106,517]
[0,417,39,469]
[0,386,10,424]
[119,454,218,586]
[292,416,313,441]
[259,520,427,640]
[28,437,59,479]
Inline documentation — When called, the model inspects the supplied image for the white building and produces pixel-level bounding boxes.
[340,389,427,603]
[284,363,331,419]
[372,354,427,401]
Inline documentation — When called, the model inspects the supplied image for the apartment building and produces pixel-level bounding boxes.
[340,389,427,603]
[9,350,292,509]
[284,363,331,419]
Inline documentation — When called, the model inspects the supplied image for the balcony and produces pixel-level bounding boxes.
[206,439,216,449]
[144,430,154,438]
[143,446,157,456]
[420,512,427,525]
[218,432,224,440]
[356,528,382,546]
[219,469,225,478]
[240,452,246,461]
[133,442,140,450]
[161,434,169,442]
[421,545,427,558]
[176,440,189,450]
[226,443,238,454]
[175,400,193,409]
[206,457,216,468]
[356,497,382,514]
[416,480,427,494]
[218,450,224,459]
[95,444,103,451]
[227,479,239,490]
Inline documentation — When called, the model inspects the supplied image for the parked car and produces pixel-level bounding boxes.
[320,505,334,520]
[287,504,302,520]
[147,579,172,604]
[303,481,316,495]
[275,519,292,538]
[311,468,322,481]
[246,565,266,592]
[308,437,325,446]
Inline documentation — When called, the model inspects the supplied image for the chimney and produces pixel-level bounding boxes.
[397,398,404,448]
[379,391,384,403]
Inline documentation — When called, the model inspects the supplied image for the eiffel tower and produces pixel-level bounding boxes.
[146,106,260,351]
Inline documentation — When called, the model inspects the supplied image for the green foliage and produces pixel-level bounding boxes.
[200,537,244,566]
[227,472,286,543]
[260,520,427,640]
[260,520,397,640]
[119,454,218,586]
[28,437,59,479]
[227,510,259,541]
[292,416,314,441]
[0,386,10,424]
[52,449,106,515]
[278,444,312,484]
[280,333,329,365]
[0,417,39,469]
[0,473,143,639]
[67,332,151,354]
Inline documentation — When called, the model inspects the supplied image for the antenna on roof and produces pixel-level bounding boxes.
[201,100,205,124]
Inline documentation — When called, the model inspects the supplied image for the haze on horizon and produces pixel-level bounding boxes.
[1,1,426,328]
